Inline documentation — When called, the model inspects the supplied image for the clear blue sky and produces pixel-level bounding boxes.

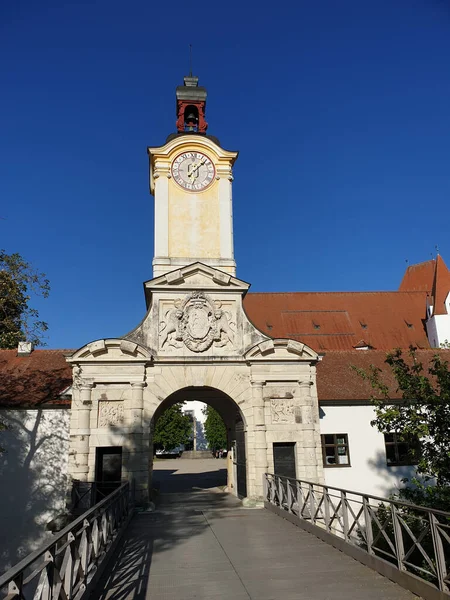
[1,0,450,349]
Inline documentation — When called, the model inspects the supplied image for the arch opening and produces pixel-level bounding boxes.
[149,387,247,498]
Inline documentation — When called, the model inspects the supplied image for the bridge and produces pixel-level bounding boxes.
[1,459,449,600]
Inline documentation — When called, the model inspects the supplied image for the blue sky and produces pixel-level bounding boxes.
[1,0,450,349]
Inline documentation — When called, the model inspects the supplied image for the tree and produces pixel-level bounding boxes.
[0,250,50,348]
[153,403,192,452]
[203,406,227,451]
[353,346,450,509]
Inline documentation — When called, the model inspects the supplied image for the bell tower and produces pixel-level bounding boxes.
[148,75,238,278]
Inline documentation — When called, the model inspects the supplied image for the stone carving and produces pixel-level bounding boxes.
[159,292,235,352]
[271,398,295,423]
[72,365,82,389]
[98,401,124,428]
[159,303,184,349]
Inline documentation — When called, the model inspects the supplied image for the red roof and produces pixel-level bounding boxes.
[316,349,450,401]
[0,350,73,407]
[432,255,450,316]
[399,259,435,292]
[398,256,450,316]
[243,291,430,351]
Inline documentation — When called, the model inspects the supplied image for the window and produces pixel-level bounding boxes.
[321,434,350,467]
[384,433,419,466]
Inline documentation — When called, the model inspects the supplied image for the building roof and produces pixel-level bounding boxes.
[431,255,450,316]
[243,291,430,351]
[317,349,450,401]
[0,349,73,407]
[0,348,448,407]
[398,259,435,292]
[398,256,450,316]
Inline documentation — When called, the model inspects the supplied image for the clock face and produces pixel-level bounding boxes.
[171,151,215,191]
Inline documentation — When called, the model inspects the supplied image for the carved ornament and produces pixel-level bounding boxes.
[98,401,125,428]
[271,398,295,423]
[159,292,235,352]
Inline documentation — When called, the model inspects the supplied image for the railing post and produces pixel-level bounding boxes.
[64,534,75,600]
[296,480,301,518]
[309,483,315,523]
[363,496,374,554]
[324,486,331,531]
[430,512,449,592]
[8,573,23,600]
[278,476,283,508]
[391,504,406,571]
[263,473,268,502]
[340,491,349,542]
[287,479,293,514]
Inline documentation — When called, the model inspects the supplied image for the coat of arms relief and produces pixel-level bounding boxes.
[159,291,236,352]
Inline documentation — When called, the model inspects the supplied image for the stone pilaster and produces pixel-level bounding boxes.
[299,379,321,482]
[128,381,148,505]
[70,381,93,481]
[251,380,267,499]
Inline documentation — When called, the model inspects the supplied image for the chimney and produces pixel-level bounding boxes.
[17,341,33,356]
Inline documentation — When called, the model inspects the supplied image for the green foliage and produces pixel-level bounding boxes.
[360,501,440,585]
[353,346,450,510]
[153,403,192,452]
[0,250,50,348]
[203,406,227,451]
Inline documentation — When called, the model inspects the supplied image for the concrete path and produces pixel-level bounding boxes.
[93,459,417,600]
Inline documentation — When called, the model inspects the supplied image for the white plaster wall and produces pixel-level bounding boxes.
[319,404,416,498]
[183,400,207,424]
[426,316,439,348]
[0,409,70,574]
[427,313,450,347]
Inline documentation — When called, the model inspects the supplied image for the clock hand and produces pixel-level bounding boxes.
[188,161,201,181]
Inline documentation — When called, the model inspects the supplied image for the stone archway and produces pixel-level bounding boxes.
[67,264,325,506]
[150,386,247,497]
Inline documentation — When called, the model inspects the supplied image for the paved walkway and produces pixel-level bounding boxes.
[93,459,417,600]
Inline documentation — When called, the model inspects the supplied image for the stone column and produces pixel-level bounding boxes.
[299,380,319,481]
[129,382,147,504]
[252,380,267,499]
[75,382,93,481]
[130,382,145,431]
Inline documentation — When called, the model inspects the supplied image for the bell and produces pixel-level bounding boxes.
[185,111,198,123]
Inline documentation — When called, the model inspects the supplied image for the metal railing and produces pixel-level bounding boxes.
[264,473,450,598]
[71,480,125,515]
[0,481,133,600]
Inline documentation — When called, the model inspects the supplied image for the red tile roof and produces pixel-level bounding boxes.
[432,255,450,316]
[243,291,430,351]
[0,350,73,407]
[398,256,450,316]
[398,259,435,292]
[316,349,450,401]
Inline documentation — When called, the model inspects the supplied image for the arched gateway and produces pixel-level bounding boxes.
[66,76,324,504]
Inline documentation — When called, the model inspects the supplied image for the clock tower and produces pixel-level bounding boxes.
[149,75,238,277]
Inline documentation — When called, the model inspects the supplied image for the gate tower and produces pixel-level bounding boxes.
[67,75,324,504]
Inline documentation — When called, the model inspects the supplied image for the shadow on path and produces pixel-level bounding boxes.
[92,458,417,600]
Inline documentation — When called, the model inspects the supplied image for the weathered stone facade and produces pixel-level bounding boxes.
[66,80,324,504]
[67,263,324,503]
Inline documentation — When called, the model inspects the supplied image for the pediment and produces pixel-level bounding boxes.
[244,339,319,362]
[144,263,250,307]
[68,339,152,362]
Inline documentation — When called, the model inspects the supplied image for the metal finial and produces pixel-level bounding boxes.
[189,44,193,77]
[435,244,440,256]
